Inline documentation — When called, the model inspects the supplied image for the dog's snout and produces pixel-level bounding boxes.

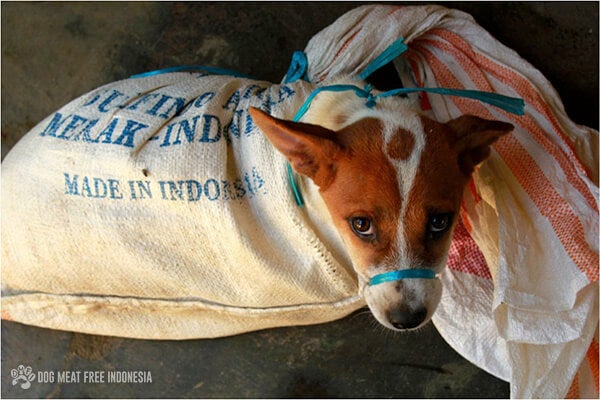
[387,307,427,330]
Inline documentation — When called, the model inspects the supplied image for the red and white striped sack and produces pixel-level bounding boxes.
[302,5,599,399]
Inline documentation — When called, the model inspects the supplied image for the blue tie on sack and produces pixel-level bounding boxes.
[129,65,254,80]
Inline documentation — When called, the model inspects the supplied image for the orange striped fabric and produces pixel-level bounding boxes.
[447,219,493,280]
[403,24,598,398]
[315,28,362,84]
[406,31,598,283]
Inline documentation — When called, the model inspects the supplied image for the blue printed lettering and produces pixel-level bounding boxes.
[64,168,267,203]
[221,180,234,200]
[80,176,93,197]
[64,173,80,195]
[82,91,103,107]
[160,123,177,147]
[112,119,149,148]
[256,89,273,114]
[64,173,123,199]
[108,179,123,199]
[243,111,255,136]
[277,85,295,103]
[159,181,184,201]
[223,84,264,110]
[245,167,267,197]
[128,180,152,199]
[242,84,262,99]
[146,95,170,116]
[194,91,216,108]
[83,89,187,120]
[173,116,201,145]
[93,178,108,198]
[40,113,69,137]
[223,90,241,111]
[185,180,202,201]
[221,179,247,200]
[125,93,161,111]
[92,118,118,144]
[160,96,186,119]
[146,94,186,119]
[40,113,101,142]
[204,179,220,201]
[225,109,244,140]
[137,181,152,199]
[159,114,221,147]
[73,118,100,142]
[177,91,216,118]
[224,109,255,142]
[77,176,109,198]
[233,179,247,199]
[199,114,221,143]
[56,114,89,139]
[98,89,128,112]
[159,180,203,201]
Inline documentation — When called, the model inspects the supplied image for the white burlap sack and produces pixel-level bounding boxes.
[1,73,365,338]
[3,4,598,398]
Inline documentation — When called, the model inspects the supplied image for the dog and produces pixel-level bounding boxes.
[249,80,513,331]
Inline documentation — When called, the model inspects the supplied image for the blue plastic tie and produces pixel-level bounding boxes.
[377,87,525,116]
[369,269,436,286]
[359,37,408,80]
[292,84,371,122]
[293,83,525,122]
[130,65,253,79]
[284,51,310,84]
[282,51,312,207]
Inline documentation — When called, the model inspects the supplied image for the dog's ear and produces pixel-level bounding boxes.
[249,108,341,188]
[447,114,514,175]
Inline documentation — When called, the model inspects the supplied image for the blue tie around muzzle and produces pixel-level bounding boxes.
[369,269,436,286]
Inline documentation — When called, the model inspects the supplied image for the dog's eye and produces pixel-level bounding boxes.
[349,217,374,238]
[427,213,454,237]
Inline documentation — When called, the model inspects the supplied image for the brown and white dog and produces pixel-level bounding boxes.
[249,80,513,331]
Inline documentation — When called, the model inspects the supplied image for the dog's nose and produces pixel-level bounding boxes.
[387,307,427,330]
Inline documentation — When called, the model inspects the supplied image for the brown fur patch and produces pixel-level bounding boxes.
[403,117,470,265]
[387,129,415,161]
[335,114,348,127]
[319,118,402,272]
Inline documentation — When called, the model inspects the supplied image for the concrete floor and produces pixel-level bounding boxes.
[1,2,597,398]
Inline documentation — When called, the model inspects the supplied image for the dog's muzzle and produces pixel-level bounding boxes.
[368,269,436,286]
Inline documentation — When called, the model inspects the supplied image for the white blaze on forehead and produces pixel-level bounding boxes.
[381,101,426,266]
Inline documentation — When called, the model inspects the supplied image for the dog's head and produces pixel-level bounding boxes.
[249,87,512,331]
